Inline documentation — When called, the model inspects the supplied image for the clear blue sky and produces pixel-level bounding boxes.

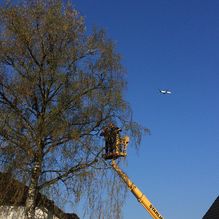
[72,1,219,219]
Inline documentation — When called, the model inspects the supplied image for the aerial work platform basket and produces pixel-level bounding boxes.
[101,123,129,160]
[102,151,127,160]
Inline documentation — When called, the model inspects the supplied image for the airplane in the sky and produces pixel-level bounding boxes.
[159,89,172,94]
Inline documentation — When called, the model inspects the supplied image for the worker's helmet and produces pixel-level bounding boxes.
[109,122,114,127]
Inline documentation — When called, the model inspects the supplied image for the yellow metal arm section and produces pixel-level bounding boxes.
[111,160,164,219]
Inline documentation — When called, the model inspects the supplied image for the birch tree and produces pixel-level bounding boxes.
[0,1,146,218]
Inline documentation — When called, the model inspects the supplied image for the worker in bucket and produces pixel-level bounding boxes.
[101,123,122,154]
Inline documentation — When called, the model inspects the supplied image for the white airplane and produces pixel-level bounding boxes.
[159,89,172,94]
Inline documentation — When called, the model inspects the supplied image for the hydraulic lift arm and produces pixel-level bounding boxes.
[101,124,164,219]
[111,160,164,219]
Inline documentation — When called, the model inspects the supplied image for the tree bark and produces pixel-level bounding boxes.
[25,156,42,219]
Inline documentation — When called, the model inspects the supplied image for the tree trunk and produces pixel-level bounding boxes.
[25,157,42,219]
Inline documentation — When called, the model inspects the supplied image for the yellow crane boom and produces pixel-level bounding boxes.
[111,160,164,219]
[101,123,164,219]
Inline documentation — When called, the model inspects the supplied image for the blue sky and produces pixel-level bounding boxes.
[72,1,219,218]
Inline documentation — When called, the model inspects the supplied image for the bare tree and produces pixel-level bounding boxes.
[0,1,146,218]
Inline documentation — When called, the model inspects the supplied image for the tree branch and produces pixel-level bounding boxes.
[38,158,98,190]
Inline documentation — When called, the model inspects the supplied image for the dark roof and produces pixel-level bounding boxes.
[203,196,219,219]
[0,172,79,219]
